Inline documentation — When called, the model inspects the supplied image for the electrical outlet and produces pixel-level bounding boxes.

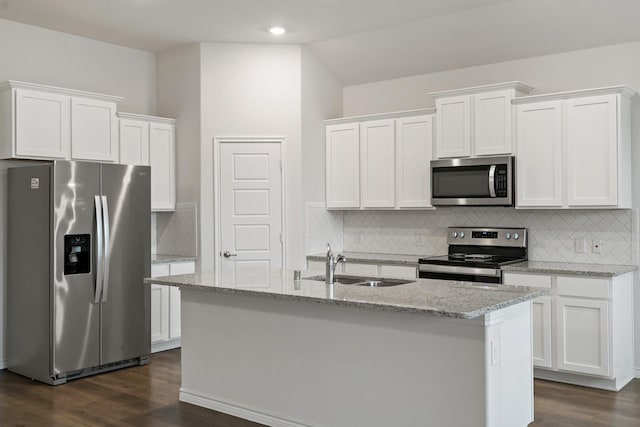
[574,238,586,253]
[356,232,364,245]
[592,239,602,254]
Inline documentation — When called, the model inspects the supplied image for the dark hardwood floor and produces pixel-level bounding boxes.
[0,349,639,426]
[0,350,262,426]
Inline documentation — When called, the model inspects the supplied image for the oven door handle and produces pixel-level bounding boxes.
[419,264,501,277]
[488,165,496,198]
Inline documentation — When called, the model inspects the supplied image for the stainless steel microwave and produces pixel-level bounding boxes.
[431,156,514,206]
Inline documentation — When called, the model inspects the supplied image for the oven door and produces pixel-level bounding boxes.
[418,264,502,284]
[431,156,513,206]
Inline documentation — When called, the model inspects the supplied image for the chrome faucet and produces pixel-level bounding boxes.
[325,243,346,285]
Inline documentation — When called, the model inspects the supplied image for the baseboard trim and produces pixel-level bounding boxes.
[0,359,6,370]
[180,389,311,427]
[151,339,181,354]
[634,368,640,378]
[534,368,632,391]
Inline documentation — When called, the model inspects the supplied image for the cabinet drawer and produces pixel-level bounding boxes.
[170,261,195,275]
[307,259,326,273]
[557,276,610,299]
[380,264,417,279]
[503,273,551,289]
[151,263,170,277]
[343,262,378,276]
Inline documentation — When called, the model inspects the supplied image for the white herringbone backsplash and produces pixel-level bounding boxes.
[306,203,344,254]
[156,202,198,256]
[342,208,638,266]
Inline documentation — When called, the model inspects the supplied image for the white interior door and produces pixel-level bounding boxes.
[219,141,283,277]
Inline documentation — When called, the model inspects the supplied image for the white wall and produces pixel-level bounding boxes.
[0,19,157,368]
[343,40,640,116]
[199,43,304,270]
[342,40,640,373]
[301,48,344,254]
[0,19,156,114]
[157,45,201,204]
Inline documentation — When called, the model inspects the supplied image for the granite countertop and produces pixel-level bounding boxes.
[152,254,197,264]
[145,268,546,319]
[501,261,637,277]
[307,252,422,266]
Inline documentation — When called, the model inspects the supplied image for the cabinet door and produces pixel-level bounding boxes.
[15,89,70,159]
[343,262,378,276]
[473,90,513,156]
[532,296,552,368]
[566,94,618,207]
[119,118,149,165]
[395,115,433,208]
[515,101,563,207]
[556,297,611,377]
[326,123,360,208]
[149,122,176,211]
[435,95,471,158]
[379,264,417,279]
[168,262,195,340]
[150,264,170,345]
[71,97,118,162]
[360,119,395,208]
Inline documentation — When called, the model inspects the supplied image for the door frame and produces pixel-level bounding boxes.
[213,136,287,274]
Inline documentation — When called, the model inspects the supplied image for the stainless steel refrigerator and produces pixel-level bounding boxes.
[7,160,151,385]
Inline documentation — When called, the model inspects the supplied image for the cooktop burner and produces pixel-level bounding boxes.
[449,253,494,261]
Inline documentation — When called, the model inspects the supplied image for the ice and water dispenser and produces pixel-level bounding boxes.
[63,234,91,275]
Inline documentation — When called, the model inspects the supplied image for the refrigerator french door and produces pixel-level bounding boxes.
[7,161,150,385]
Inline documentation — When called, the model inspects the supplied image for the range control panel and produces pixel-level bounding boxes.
[447,227,527,248]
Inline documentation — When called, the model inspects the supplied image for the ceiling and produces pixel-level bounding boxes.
[1,0,640,85]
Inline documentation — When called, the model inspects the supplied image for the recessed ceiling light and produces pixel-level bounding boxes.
[269,27,286,36]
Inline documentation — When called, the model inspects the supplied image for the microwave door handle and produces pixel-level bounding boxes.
[488,165,497,198]
[94,196,104,304]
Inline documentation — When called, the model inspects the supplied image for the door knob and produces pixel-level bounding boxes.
[222,250,237,258]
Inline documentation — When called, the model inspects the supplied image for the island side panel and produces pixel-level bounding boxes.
[179,289,494,427]
[484,301,534,426]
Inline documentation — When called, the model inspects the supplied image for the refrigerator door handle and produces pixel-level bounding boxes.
[94,195,104,304]
[101,195,111,303]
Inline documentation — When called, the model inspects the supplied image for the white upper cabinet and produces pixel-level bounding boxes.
[118,112,176,212]
[12,88,71,159]
[71,96,118,162]
[474,90,514,156]
[0,81,122,161]
[566,95,618,207]
[325,109,434,210]
[149,120,176,211]
[119,116,150,166]
[435,95,471,158]
[514,87,634,209]
[326,122,360,209]
[395,115,433,208]
[515,100,563,207]
[430,82,533,159]
[360,119,395,208]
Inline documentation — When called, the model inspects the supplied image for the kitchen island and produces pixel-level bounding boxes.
[146,269,547,427]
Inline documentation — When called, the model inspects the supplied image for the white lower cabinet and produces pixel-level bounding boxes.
[531,296,552,368]
[307,258,417,279]
[150,260,195,352]
[503,271,633,390]
[556,297,610,377]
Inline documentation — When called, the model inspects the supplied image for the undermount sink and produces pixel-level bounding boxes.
[304,274,413,287]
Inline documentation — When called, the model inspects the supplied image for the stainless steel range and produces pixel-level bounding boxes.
[418,227,527,283]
